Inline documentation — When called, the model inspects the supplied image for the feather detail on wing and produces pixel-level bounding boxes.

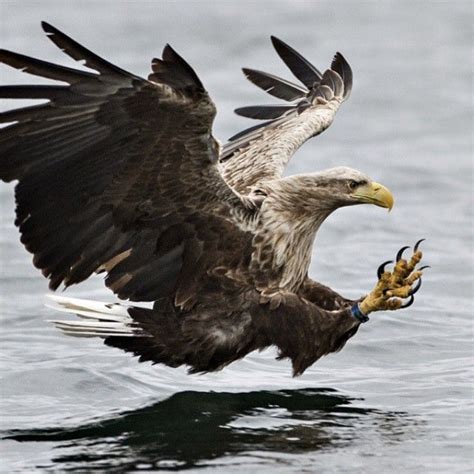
[0,22,255,307]
[219,37,352,194]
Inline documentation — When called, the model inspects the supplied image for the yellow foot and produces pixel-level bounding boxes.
[358,239,429,317]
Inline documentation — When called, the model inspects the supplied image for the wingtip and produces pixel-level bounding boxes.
[332,51,349,68]
[270,35,283,46]
[154,42,204,92]
[162,43,173,55]
[41,21,56,34]
[270,36,292,54]
[162,43,184,61]
[241,67,254,79]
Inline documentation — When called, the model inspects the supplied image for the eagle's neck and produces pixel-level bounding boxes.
[249,207,331,293]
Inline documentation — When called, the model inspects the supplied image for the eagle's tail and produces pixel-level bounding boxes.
[46,295,148,338]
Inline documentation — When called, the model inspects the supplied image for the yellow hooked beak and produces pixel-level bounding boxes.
[351,181,394,211]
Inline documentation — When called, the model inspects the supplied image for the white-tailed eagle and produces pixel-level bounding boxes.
[0,24,426,375]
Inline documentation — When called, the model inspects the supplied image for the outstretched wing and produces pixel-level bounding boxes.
[0,23,253,306]
[219,37,352,194]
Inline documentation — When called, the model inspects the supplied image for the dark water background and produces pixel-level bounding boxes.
[0,1,472,472]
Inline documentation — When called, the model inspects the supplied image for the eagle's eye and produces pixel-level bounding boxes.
[348,180,359,190]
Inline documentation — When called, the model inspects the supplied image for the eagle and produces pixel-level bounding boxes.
[0,23,426,375]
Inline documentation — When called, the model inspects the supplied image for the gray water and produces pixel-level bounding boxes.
[0,1,472,472]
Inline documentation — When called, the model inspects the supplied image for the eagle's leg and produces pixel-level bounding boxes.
[357,240,428,316]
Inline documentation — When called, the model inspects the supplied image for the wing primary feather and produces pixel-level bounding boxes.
[270,36,323,88]
[315,84,334,101]
[0,85,72,100]
[331,52,352,100]
[325,69,344,98]
[3,113,97,139]
[0,104,97,129]
[41,21,138,78]
[242,68,307,101]
[0,103,52,124]
[0,49,97,82]
[234,105,296,120]
[149,43,204,92]
[160,44,204,91]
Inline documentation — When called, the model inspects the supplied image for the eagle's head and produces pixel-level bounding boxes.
[254,166,394,221]
[249,167,394,291]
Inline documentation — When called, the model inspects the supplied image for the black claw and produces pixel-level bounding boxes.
[414,238,425,252]
[377,260,393,280]
[396,246,410,262]
[400,294,415,309]
[377,260,393,279]
[409,278,422,295]
[419,265,431,271]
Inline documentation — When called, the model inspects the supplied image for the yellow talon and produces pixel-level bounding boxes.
[358,242,427,316]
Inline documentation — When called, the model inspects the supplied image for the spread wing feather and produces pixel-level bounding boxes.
[241,68,308,101]
[234,104,296,120]
[0,22,253,305]
[220,38,352,194]
[271,36,323,88]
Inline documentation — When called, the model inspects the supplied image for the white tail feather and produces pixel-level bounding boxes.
[45,295,147,338]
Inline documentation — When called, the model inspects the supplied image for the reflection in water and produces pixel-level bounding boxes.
[5,388,420,471]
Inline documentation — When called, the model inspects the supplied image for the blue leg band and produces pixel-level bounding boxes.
[351,303,369,323]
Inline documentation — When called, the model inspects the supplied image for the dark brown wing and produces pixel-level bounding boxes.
[0,22,253,305]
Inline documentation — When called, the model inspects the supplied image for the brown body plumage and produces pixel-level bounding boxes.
[1,24,424,376]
